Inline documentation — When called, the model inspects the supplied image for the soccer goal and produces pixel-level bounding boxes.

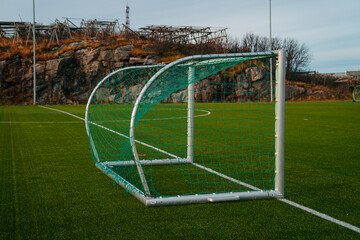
[85,50,286,207]
[353,85,360,102]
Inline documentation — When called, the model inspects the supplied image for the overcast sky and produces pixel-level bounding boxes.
[1,0,359,73]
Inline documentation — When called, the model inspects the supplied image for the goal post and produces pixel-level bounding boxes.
[187,66,195,163]
[275,49,285,194]
[85,50,286,207]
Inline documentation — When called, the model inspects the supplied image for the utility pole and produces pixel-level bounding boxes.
[269,0,273,102]
[33,0,36,105]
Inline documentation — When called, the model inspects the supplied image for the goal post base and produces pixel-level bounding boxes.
[95,162,284,207]
[143,190,284,207]
[103,158,192,168]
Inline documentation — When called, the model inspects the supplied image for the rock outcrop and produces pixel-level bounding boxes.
[0,43,158,104]
[0,44,352,104]
[285,81,349,101]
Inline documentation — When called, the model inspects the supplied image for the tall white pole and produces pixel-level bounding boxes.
[269,0,273,102]
[269,0,272,47]
[275,49,285,196]
[187,67,195,163]
[32,0,36,105]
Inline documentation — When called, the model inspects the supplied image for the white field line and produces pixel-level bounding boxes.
[39,105,360,234]
[91,121,179,159]
[279,198,360,233]
[3,106,210,124]
[39,105,85,121]
[135,109,211,122]
[191,163,260,191]
[97,109,211,123]
[38,105,179,158]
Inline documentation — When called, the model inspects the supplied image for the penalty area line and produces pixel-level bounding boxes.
[38,105,85,121]
[39,105,211,122]
[40,105,360,234]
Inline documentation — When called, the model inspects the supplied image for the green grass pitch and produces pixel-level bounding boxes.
[0,101,359,239]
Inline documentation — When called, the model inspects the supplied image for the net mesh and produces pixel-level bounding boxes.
[353,85,360,102]
[87,53,277,197]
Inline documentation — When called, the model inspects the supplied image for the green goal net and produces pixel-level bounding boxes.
[85,51,286,206]
[353,85,360,102]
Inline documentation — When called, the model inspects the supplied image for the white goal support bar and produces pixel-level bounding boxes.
[103,158,192,167]
[95,161,283,207]
[187,66,195,163]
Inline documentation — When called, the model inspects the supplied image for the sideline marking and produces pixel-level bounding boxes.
[279,198,360,233]
[38,105,85,121]
[40,105,360,234]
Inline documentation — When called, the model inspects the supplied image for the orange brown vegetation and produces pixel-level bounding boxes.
[0,32,227,64]
[0,33,136,61]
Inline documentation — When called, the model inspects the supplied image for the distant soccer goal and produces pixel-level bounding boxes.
[353,85,360,102]
[85,50,286,207]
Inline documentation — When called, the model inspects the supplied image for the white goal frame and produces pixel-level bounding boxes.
[85,50,286,207]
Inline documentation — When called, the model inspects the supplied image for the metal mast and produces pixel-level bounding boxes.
[269,0,273,102]
[33,0,36,105]
[126,3,130,27]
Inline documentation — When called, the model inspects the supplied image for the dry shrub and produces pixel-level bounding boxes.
[0,50,11,60]
[156,55,186,64]
[129,47,156,57]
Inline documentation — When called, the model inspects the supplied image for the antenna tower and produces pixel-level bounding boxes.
[126,3,130,27]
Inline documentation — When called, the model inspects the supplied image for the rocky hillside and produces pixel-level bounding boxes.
[0,41,161,104]
[0,41,354,104]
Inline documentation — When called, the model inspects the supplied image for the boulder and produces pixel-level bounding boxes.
[245,66,266,82]
[81,48,100,65]
[312,90,334,99]
[99,49,113,62]
[285,84,306,100]
[114,48,129,60]
[119,45,134,51]
[46,58,64,78]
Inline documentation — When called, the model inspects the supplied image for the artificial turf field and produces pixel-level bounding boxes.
[0,101,359,239]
